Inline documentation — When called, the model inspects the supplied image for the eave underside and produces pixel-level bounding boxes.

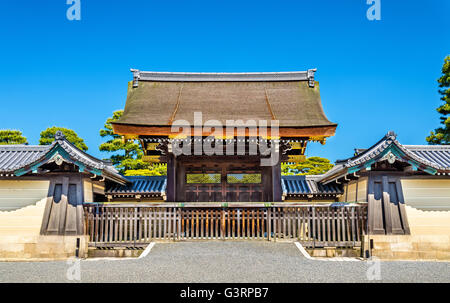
[111,123,337,138]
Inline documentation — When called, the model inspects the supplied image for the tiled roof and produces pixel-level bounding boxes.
[105,175,341,198]
[319,131,450,183]
[339,133,450,172]
[404,145,450,169]
[0,131,127,184]
[0,145,50,172]
[106,176,167,196]
[281,175,343,197]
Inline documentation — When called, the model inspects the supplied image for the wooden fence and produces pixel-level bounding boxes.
[83,203,367,248]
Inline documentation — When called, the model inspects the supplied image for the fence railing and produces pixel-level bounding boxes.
[83,203,367,248]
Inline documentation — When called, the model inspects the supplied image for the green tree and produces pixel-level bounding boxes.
[125,164,168,176]
[186,173,221,183]
[426,55,450,145]
[0,130,27,145]
[99,110,166,175]
[227,174,261,183]
[281,156,333,175]
[39,127,88,151]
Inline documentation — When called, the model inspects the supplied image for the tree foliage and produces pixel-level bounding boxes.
[124,164,168,176]
[99,110,166,175]
[186,173,221,183]
[227,174,261,183]
[281,156,333,175]
[39,127,88,151]
[0,130,28,145]
[426,55,450,145]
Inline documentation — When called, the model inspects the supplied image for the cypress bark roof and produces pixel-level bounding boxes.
[113,70,337,129]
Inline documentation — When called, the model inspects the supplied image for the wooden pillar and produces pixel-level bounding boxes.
[271,161,282,202]
[381,176,393,234]
[262,166,273,202]
[175,160,186,202]
[166,155,177,202]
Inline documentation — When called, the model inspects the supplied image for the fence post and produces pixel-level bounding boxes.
[273,207,277,242]
[221,208,225,240]
[267,208,271,241]
[312,206,315,249]
[134,207,137,247]
[351,207,355,247]
[177,208,181,240]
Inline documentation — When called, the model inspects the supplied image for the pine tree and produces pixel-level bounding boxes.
[99,110,166,175]
[281,156,333,175]
[0,130,27,145]
[39,127,88,151]
[426,55,450,145]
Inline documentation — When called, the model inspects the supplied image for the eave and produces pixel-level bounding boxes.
[111,123,337,138]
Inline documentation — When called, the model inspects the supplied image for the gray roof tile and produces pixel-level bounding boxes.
[105,175,342,198]
[106,176,167,196]
[0,145,50,172]
[404,145,450,168]
[0,132,127,184]
[319,132,450,183]
[281,175,343,196]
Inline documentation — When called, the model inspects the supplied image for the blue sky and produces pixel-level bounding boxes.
[0,0,448,162]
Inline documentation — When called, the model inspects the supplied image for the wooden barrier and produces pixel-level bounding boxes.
[83,203,367,248]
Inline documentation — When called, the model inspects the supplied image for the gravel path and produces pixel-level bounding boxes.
[0,242,449,283]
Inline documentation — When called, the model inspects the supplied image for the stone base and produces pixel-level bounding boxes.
[88,247,143,258]
[0,235,89,261]
[307,247,361,258]
[366,235,450,261]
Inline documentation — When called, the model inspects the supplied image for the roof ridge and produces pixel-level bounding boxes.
[131,69,317,85]
[0,145,49,149]
[404,145,450,149]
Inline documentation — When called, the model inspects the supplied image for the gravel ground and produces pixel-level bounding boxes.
[0,242,449,283]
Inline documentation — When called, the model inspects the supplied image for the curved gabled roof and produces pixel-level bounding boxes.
[336,132,449,171]
[319,131,450,183]
[0,131,127,184]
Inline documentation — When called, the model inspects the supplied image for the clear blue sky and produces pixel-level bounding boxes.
[0,0,448,162]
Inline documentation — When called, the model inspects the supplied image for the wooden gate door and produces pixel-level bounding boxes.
[40,174,84,235]
[368,175,410,235]
[184,164,264,202]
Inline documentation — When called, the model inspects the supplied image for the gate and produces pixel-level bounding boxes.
[84,203,367,249]
[183,162,265,202]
